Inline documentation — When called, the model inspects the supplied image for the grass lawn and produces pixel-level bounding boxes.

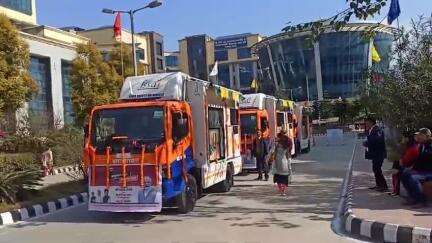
[0,180,87,213]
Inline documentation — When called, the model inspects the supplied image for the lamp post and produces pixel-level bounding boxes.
[102,1,162,76]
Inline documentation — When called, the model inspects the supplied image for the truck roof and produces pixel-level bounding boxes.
[120,72,241,102]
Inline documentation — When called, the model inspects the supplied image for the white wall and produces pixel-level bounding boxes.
[25,37,77,128]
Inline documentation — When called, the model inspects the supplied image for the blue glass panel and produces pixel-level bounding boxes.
[0,0,32,15]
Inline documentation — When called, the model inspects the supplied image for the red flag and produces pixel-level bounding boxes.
[114,12,122,41]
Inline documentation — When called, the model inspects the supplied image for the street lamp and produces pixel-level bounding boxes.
[102,1,162,76]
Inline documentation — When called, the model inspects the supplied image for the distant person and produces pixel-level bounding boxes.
[363,117,388,192]
[138,176,158,204]
[401,128,432,208]
[41,148,54,176]
[390,132,419,196]
[252,130,269,181]
[102,189,110,203]
[271,131,293,196]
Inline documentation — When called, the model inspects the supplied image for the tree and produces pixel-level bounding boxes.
[109,44,146,78]
[361,17,432,133]
[71,43,123,126]
[0,14,37,118]
[282,0,389,42]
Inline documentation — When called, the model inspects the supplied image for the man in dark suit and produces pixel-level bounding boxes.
[363,117,388,192]
[138,176,158,204]
[253,130,269,181]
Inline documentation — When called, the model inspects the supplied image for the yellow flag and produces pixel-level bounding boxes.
[250,79,257,89]
[232,92,240,102]
[220,87,229,99]
[372,44,381,63]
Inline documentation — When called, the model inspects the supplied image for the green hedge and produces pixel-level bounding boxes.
[0,153,39,172]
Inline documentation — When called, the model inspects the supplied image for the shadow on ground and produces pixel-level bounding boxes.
[9,136,355,231]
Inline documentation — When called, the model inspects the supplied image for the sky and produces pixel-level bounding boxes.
[36,0,432,51]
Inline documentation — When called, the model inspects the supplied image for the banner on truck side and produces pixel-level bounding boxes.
[88,164,162,212]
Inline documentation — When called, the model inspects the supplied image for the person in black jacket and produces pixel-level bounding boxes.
[363,117,388,192]
[252,130,269,181]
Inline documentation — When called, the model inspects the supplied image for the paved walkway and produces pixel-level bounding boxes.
[351,141,432,229]
[0,135,357,243]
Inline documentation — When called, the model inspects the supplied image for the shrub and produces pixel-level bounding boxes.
[0,153,42,203]
[45,127,84,167]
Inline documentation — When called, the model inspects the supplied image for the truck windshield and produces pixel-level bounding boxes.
[240,114,257,135]
[91,107,165,152]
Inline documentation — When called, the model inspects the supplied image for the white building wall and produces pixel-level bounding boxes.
[25,37,77,128]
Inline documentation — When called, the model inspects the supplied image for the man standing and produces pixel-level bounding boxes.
[363,117,388,192]
[253,130,269,181]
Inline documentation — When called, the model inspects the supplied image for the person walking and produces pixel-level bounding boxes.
[41,148,54,176]
[252,130,269,181]
[363,117,388,192]
[271,131,293,196]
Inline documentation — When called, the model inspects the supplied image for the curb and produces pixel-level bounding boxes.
[339,144,432,243]
[0,192,88,226]
[52,165,81,175]
[344,212,432,243]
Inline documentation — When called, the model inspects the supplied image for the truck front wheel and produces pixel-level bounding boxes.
[176,174,197,213]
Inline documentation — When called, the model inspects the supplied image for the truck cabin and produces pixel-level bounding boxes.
[83,101,194,188]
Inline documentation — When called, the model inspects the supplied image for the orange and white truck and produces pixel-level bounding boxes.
[239,93,277,170]
[83,72,242,213]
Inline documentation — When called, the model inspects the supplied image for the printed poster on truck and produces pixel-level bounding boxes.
[88,162,162,212]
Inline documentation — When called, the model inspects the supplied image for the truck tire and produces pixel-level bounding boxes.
[176,174,197,214]
[215,165,233,192]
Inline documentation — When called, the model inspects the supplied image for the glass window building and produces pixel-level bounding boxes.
[29,56,52,127]
[253,23,394,101]
[61,61,75,125]
[0,0,32,15]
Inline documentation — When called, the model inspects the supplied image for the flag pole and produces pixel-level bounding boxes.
[120,41,124,79]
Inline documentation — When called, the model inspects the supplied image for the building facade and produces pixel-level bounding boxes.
[179,33,264,92]
[1,0,89,129]
[252,23,394,101]
[140,31,165,73]
[164,51,180,72]
[78,27,151,75]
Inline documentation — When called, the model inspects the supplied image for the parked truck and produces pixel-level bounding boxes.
[83,72,242,213]
[239,93,277,170]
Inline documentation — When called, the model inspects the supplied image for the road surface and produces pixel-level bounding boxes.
[0,135,359,243]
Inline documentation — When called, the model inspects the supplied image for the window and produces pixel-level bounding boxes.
[208,107,225,161]
[29,56,52,128]
[156,42,163,56]
[214,50,228,62]
[165,55,179,67]
[277,113,284,127]
[230,109,239,125]
[172,112,189,142]
[230,109,239,134]
[217,64,230,87]
[239,61,254,88]
[0,0,32,15]
[288,113,294,129]
[136,49,145,61]
[92,107,165,153]
[240,114,257,135]
[61,61,75,125]
[237,47,251,59]
[157,58,164,70]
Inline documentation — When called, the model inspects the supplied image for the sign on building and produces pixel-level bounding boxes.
[215,36,247,50]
